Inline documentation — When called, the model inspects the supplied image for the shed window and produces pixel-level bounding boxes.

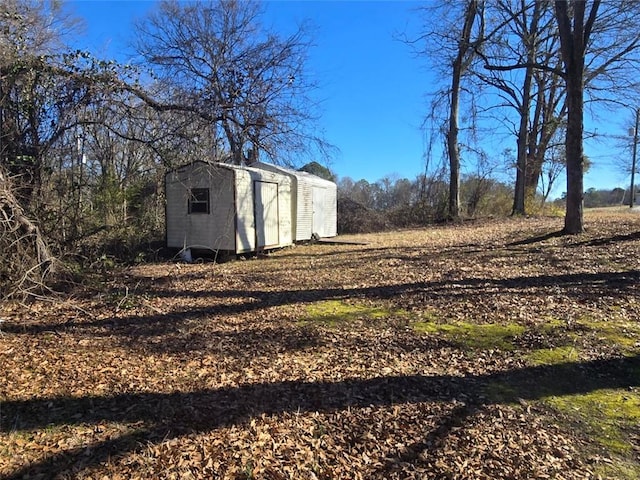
[188,188,210,214]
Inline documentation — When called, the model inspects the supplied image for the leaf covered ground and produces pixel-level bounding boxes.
[1,208,639,479]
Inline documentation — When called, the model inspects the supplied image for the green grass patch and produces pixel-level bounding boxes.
[302,300,407,327]
[594,461,640,480]
[538,317,566,332]
[526,346,580,366]
[545,388,640,478]
[413,321,525,351]
[483,358,640,476]
[546,389,640,455]
[536,351,640,480]
[522,319,640,474]
[575,318,640,354]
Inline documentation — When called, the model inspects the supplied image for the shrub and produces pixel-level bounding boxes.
[337,196,389,234]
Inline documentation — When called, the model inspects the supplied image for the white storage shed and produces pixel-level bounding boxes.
[165,161,293,254]
[253,162,337,241]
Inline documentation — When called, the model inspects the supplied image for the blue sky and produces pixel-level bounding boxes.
[64,0,633,196]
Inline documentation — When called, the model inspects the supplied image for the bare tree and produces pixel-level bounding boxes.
[554,0,640,233]
[415,0,640,227]
[446,1,484,219]
[134,0,327,166]
[1,1,83,201]
[553,0,598,233]
[526,54,566,201]
[410,1,485,220]
[473,1,566,215]
[0,166,56,297]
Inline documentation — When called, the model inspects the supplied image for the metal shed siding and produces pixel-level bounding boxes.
[165,170,186,248]
[231,165,292,251]
[247,167,292,248]
[278,179,292,245]
[254,181,280,247]
[233,168,256,253]
[322,183,338,238]
[310,174,337,237]
[312,186,326,237]
[253,162,336,240]
[296,180,313,241]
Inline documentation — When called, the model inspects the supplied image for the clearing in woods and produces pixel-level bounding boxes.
[1,208,639,479]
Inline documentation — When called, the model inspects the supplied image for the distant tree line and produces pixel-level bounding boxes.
[553,187,636,209]
[335,172,515,234]
[337,177,638,234]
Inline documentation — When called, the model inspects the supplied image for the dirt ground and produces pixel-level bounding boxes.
[1,208,639,479]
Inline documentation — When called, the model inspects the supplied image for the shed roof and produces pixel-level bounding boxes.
[252,162,336,187]
[167,160,276,176]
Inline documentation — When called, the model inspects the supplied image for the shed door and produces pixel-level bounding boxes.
[312,186,325,236]
[255,181,279,248]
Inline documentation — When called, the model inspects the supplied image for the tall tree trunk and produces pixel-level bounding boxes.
[512,63,533,215]
[554,0,600,234]
[525,85,543,201]
[563,72,585,233]
[447,73,461,219]
[447,0,479,220]
[525,70,567,200]
[525,67,566,199]
[512,0,541,216]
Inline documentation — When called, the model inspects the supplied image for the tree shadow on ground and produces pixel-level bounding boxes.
[506,229,640,248]
[575,230,640,247]
[2,354,638,479]
[506,230,566,246]
[4,270,638,353]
